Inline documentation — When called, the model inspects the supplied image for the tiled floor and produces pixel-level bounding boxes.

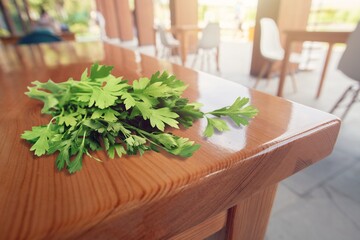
[135,39,360,240]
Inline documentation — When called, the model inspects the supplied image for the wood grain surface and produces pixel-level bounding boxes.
[226,184,278,240]
[170,211,227,240]
[0,42,340,239]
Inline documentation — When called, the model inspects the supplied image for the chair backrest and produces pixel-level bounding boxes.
[17,30,62,45]
[198,23,220,49]
[157,25,177,47]
[93,11,107,40]
[259,18,284,60]
[158,25,169,46]
[338,22,360,81]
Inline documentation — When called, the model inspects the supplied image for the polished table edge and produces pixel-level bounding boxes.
[74,119,341,239]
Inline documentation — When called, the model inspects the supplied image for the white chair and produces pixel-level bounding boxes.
[191,23,220,71]
[254,18,301,90]
[330,22,360,119]
[157,25,180,61]
[92,11,120,45]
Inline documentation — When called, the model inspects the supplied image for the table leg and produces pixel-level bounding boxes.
[277,40,292,97]
[316,43,334,99]
[225,184,278,240]
[216,46,220,71]
[154,29,158,57]
[179,32,187,66]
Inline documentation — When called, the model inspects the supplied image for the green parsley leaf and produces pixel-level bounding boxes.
[149,108,179,131]
[102,76,128,96]
[89,87,118,109]
[121,92,136,110]
[166,137,201,158]
[202,97,259,137]
[133,77,150,91]
[30,134,50,156]
[203,118,230,137]
[90,63,114,80]
[207,97,259,126]
[21,126,48,142]
[91,109,120,122]
[58,114,77,127]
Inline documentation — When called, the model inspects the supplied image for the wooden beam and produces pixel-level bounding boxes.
[0,0,16,35]
[22,0,32,25]
[134,0,154,46]
[98,0,120,39]
[95,0,103,13]
[114,0,134,41]
[169,0,198,53]
[11,0,27,33]
[170,0,198,26]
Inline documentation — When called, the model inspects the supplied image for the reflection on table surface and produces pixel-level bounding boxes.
[0,41,104,72]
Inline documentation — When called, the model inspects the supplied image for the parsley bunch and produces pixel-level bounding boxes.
[21,64,258,174]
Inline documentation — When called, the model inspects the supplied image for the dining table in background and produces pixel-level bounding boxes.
[154,25,201,66]
[0,41,340,239]
[278,30,351,98]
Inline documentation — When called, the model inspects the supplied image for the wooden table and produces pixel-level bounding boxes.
[278,30,351,98]
[0,31,76,45]
[172,25,201,65]
[0,41,340,239]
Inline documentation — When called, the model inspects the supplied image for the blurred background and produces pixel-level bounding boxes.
[1,0,359,41]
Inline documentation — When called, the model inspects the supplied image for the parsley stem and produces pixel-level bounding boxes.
[122,123,160,146]
[81,131,87,146]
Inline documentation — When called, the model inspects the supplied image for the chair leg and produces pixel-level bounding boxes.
[167,48,172,60]
[163,48,169,59]
[201,51,205,70]
[341,87,359,119]
[289,66,298,93]
[265,62,273,87]
[161,47,166,58]
[330,85,353,114]
[216,46,220,72]
[191,50,199,68]
[172,47,180,63]
[207,51,211,71]
[254,62,269,89]
[176,48,182,64]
